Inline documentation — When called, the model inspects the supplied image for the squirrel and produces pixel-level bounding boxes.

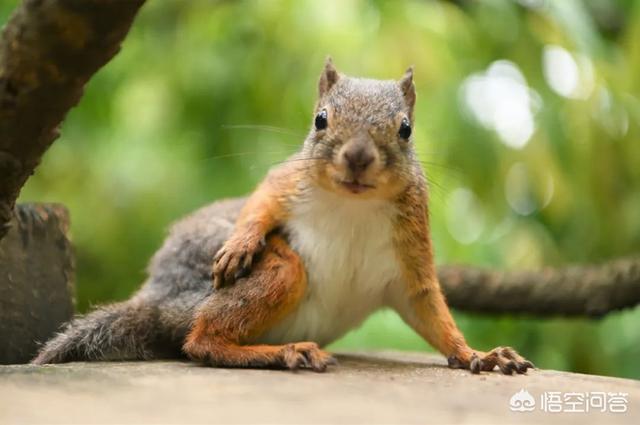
[33,59,533,374]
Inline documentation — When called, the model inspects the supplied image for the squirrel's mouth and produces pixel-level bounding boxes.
[339,180,375,194]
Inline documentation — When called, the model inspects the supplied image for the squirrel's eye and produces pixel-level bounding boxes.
[315,109,328,130]
[399,118,412,140]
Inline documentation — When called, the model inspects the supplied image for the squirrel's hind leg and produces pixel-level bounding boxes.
[183,235,335,372]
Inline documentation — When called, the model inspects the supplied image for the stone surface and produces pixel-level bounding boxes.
[1,351,638,424]
[0,203,74,364]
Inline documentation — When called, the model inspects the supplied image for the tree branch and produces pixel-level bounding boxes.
[439,257,640,317]
[0,0,145,240]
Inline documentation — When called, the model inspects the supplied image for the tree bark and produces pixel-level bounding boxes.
[439,257,640,317]
[0,0,145,240]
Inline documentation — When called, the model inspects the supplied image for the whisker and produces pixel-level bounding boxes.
[268,157,326,166]
[417,161,463,175]
[424,177,450,204]
[413,143,465,155]
[221,124,306,138]
[196,150,298,163]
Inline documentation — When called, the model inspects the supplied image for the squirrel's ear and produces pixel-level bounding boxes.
[398,66,416,109]
[318,57,340,97]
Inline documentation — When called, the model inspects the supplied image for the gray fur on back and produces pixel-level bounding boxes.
[32,198,246,364]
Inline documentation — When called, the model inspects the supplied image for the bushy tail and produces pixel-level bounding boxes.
[31,300,172,364]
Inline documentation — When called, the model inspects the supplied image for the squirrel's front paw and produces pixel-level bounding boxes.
[212,234,266,289]
[448,346,534,375]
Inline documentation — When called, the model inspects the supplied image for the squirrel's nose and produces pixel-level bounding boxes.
[343,146,374,176]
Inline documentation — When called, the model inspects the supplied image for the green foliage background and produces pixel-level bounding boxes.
[3,0,639,378]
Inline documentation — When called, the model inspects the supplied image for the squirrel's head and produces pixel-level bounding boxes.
[303,58,418,200]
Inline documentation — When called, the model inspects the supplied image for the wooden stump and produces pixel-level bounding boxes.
[0,203,74,364]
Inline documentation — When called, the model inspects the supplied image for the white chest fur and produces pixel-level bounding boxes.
[257,188,402,346]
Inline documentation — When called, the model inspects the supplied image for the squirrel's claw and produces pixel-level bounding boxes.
[448,347,534,375]
[212,235,266,289]
[212,272,224,290]
[280,342,336,373]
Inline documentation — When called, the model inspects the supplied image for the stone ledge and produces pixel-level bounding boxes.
[1,351,638,424]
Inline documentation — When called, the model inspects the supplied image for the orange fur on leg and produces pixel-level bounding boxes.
[185,235,335,372]
[390,182,532,374]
